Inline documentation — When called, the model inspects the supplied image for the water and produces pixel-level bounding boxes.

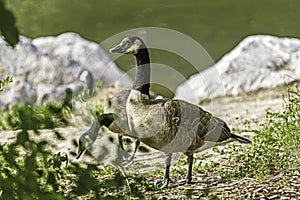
[6,0,300,96]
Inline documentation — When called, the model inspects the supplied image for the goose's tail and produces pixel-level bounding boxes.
[212,116,252,144]
[230,134,252,144]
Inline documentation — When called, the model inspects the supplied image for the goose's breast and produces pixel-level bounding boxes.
[127,102,167,139]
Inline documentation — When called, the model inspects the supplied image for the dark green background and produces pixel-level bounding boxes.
[5,0,300,96]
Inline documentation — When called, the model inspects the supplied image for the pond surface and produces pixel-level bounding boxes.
[6,0,300,96]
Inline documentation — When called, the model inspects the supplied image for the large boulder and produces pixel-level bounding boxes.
[175,35,300,104]
[0,33,132,109]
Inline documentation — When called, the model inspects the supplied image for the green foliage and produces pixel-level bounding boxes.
[0,87,148,199]
[207,86,300,181]
[0,103,70,130]
[0,107,136,199]
[0,76,13,92]
[97,80,103,89]
[239,87,300,179]
[0,130,67,199]
[0,0,19,47]
[0,138,151,199]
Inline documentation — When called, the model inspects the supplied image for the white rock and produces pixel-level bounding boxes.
[0,33,132,108]
[175,35,300,104]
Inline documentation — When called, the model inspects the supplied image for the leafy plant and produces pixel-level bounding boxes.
[206,85,300,181]
[0,76,13,91]
[0,0,19,47]
[0,130,67,199]
[0,84,148,199]
[0,102,70,130]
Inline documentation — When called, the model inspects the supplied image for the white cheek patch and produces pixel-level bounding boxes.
[125,44,139,54]
[125,40,142,54]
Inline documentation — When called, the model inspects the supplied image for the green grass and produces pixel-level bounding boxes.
[202,86,300,181]
[0,85,299,199]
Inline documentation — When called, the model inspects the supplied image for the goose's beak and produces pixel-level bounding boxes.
[109,44,124,53]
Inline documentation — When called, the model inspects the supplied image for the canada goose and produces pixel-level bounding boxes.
[76,89,141,162]
[110,36,251,184]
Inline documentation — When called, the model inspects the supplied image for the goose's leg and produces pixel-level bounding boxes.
[186,154,194,184]
[177,153,194,185]
[133,140,140,157]
[118,134,124,150]
[124,140,140,164]
[119,134,131,163]
[164,153,173,181]
[149,153,173,187]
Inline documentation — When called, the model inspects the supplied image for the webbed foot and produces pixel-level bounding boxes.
[148,178,173,189]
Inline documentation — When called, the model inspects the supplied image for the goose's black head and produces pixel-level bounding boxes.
[110,36,150,95]
[110,36,147,55]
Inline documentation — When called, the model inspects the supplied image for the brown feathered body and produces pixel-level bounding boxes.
[126,90,236,156]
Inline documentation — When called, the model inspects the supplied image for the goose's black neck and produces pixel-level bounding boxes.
[133,48,150,95]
